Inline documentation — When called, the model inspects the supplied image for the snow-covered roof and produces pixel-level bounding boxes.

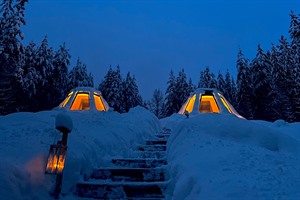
[58,87,110,111]
[178,88,244,118]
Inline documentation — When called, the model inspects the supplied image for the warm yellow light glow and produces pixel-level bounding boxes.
[219,95,233,113]
[45,145,66,174]
[60,91,73,107]
[70,93,90,110]
[185,94,196,113]
[199,95,220,113]
[94,94,106,111]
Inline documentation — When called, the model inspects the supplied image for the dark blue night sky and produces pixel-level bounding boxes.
[22,0,299,99]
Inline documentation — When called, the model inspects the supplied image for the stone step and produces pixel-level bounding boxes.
[89,167,167,182]
[146,140,167,145]
[112,158,167,168]
[75,181,167,199]
[137,145,167,151]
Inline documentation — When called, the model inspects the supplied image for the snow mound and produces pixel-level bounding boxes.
[0,106,161,199]
[166,114,300,200]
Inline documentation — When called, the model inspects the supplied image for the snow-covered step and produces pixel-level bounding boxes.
[137,145,167,151]
[75,181,168,199]
[137,151,166,159]
[154,134,170,139]
[89,167,167,182]
[161,128,171,134]
[146,140,167,145]
[112,158,167,168]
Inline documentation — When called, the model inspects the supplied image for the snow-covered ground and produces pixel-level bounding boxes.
[163,113,300,200]
[0,107,160,199]
[1,108,299,199]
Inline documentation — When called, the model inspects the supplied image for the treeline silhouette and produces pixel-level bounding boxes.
[0,1,299,122]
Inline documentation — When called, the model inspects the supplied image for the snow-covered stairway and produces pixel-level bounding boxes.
[74,129,171,199]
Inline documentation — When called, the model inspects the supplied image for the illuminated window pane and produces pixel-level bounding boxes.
[219,94,233,113]
[185,94,196,113]
[60,91,73,107]
[70,93,90,110]
[94,94,105,111]
[199,95,220,113]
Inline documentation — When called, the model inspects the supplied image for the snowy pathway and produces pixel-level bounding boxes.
[74,129,171,199]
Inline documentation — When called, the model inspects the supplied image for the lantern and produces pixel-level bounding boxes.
[45,144,67,174]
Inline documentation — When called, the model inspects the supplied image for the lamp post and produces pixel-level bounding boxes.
[45,112,73,199]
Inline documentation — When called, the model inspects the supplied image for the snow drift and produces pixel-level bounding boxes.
[165,114,300,200]
[0,106,161,199]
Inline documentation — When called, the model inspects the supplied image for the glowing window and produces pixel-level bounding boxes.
[70,93,90,110]
[60,91,73,107]
[199,95,220,113]
[185,94,196,113]
[94,94,106,111]
[218,94,233,113]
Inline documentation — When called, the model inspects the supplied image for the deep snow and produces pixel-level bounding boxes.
[0,108,299,199]
[0,107,160,199]
[163,113,300,200]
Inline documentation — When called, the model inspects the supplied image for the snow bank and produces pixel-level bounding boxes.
[0,106,161,199]
[165,114,300,200]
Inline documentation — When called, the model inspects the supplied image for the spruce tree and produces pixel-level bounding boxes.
[217,71,226,94]
[236,48,253,119]
[122,72,143,113]
[164,70,177,116]
[270,40,293,121]
[68,59,93,90]
[34,36,55,110]
[223,70,237,106]
[250,45,274,121]
[98,65,123,112]
[52,42,71,107]
[174,69,189,112]
[149,89,165,118]
[230,77,237,107]
[0,0,28,114]
[289,11,300,121]
[18,41,39,111]
[198,66,217,88]
[187,78,195,95]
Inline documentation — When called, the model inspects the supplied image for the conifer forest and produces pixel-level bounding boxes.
[0,0,300,122]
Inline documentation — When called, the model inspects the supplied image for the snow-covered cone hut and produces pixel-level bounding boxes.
[178,88,244,118]
[58,87,109,111]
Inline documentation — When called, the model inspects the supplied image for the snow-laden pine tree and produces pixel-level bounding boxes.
[217,71,226,94]
[68,59,93,90]
[230,77,237,107]
[0,0,28,114]
[148,89,165,118]
[187,78,195,95]
[17,41,39,111]
[224,70,236,105]
[121,72,143,113]
[35,36,56,110]
[270,40,294,121]
[174,69,189,112]
[51,43,71,107]
[98,66,123,112]
[198,66,217,88]
[236,48,253,119]
[289,11,300,121]
[164,70,177,116]
[250,45,274,121]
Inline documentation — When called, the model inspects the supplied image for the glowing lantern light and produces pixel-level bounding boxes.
[45,144,67,174]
